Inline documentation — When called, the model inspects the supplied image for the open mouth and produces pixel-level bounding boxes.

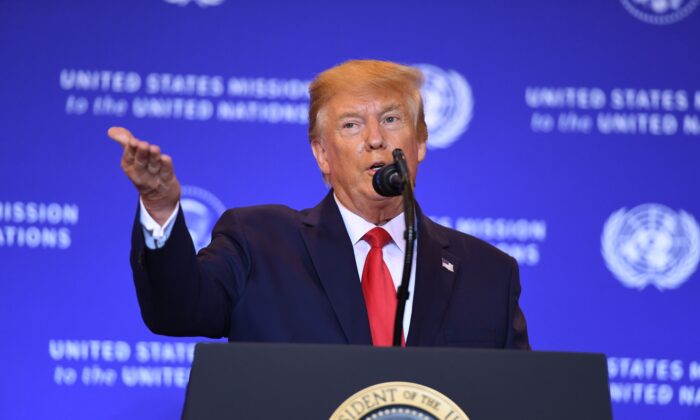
[368,162,386,174]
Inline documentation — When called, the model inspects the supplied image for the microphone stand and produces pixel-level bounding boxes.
[391,149,416,347]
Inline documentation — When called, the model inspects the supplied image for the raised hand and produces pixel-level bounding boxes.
[108,127,181,225]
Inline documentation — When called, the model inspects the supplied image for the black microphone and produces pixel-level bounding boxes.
[372,151,405,197]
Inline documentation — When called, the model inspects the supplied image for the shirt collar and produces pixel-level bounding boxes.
[334,194,406,253]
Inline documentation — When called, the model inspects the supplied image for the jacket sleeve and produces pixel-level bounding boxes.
[130,206,249,338]
[504,256,531,350]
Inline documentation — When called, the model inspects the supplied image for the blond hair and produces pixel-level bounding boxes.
[308,59,428,143]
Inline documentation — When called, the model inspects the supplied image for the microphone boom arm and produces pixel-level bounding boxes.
[391,149,415,347]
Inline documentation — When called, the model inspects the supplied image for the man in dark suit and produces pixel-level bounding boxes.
[109,60,529,349]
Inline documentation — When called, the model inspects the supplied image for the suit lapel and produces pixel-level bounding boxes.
[299,192,372,345]
[407,210,460,346]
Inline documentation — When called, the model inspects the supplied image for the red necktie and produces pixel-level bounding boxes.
[361,227,397,347]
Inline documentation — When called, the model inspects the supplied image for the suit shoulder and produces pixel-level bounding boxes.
[217,203,302,227]
[224,203,298,218]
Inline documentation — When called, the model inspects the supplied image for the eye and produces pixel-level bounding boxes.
[339,120,362,135]
[385,115,399,123]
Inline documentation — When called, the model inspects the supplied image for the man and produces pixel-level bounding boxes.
[109,59,530,349]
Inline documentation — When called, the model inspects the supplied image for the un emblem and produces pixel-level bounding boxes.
[180,185,226,251]
[415,64,473,150]
[620,0,700,25]
[601,203,700,290]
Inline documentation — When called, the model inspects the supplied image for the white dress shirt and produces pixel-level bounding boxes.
[139,194,416,338]
[332,195,416,338]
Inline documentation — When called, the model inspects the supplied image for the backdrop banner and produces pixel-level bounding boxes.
[1,1,699,419]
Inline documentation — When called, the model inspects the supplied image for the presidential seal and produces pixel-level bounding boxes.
[180,185,227,251]
[415,64,473,150]
[601,203,700,290]
[330,381,469,420]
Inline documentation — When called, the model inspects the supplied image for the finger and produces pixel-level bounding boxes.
[134,141,151,168]
[111,127,139,165]
[107,126,135,148]
[159,154,175,181]
[122,139,137,164]
[147,144,162,172]
[147,152,162,175]
[148,144,161,159]
[147,161,161,175]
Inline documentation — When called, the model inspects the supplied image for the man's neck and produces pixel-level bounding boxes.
[333,191,402,226]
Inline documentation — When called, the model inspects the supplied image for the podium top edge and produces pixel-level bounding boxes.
[192,341,609,360]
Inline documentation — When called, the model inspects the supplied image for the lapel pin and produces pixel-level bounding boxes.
[441,258,454,272]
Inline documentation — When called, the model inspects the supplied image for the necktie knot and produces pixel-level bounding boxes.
[363,227,392,249]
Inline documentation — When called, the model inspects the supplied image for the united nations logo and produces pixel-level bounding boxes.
[164,0,224,7]
[601,204,700,290]
[180,185,226,251]
[330,381,469,420]
[620,0,700,25]
[415,64,473,150]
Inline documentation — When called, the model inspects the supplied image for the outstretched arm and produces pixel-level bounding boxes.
[109,126,236,338]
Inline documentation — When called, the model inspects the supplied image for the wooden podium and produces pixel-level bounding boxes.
[182,342,612,419]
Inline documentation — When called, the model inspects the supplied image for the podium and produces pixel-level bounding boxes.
[182,343,612,419]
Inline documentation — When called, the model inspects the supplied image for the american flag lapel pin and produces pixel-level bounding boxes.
[441,257,454,272]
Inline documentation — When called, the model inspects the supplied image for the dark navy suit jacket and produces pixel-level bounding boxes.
[131,192,530,349]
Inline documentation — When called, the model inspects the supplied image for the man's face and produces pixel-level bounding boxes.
[311,89,427,212]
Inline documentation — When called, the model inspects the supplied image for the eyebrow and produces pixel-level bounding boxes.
[336,103,405,121]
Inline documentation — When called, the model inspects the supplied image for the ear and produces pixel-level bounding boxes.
[417,137,427,163]
[311,138,330,175]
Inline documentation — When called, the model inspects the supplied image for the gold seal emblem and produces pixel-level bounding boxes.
[330,381,469,420]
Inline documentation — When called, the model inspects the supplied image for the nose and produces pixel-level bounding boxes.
[365,119,386,150]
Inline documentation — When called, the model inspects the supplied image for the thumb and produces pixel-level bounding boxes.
[107,126,135,147]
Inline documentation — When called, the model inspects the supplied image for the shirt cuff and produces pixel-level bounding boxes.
[139,198,180,250]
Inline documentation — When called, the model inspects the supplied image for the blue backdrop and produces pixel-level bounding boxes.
[1,0,699,418]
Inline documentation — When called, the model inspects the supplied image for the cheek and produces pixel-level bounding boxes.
[354,140,366,154]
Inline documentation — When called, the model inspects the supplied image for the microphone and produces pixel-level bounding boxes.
[372,149,409,197]
[372,162,403,197]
